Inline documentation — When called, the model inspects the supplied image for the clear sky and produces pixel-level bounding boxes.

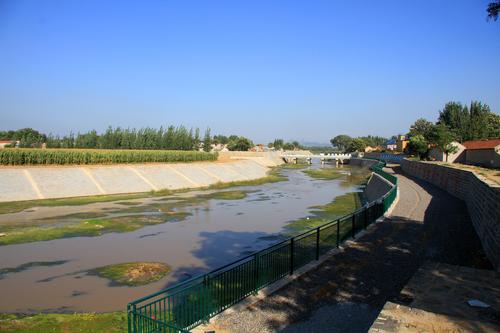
[1,0,499,144]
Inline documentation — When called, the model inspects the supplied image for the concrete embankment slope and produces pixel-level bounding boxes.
[0,152,284,202]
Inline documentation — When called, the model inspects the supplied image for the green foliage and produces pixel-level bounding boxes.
[438,101,498,142]
[330,134,352,152]
[227,136,253,151]
[203,128,212,152]
[346,138,366,152]
[0,128,46,148]
[285,192,363,234]
[408,118,434,139]
[303,168,345,180]
[330,134,386,152]
[357,135,387,147]
[0,312,127,333]
[428,124,459,162]
[0,148,217,165]
[212,134,229,145]
[487,1,500,20]
[408,134,429,159]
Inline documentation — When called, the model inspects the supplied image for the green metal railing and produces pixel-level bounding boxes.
[128,159,397,333]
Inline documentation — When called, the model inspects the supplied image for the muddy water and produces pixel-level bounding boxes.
[0,165,368,313]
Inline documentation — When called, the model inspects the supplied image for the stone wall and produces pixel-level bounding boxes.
[401,159,500,270]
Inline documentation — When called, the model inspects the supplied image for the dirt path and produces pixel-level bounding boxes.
[207,166,492,333]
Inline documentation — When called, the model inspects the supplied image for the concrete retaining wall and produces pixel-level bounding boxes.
[0,159,271,202]
[365,173,394,203]
[349,157,379,168]
[401,159,500,270]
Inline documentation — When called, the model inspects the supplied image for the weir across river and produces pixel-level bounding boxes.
[281,153,352,164]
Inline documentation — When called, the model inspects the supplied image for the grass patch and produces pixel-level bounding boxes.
[280,163,310,169]
[0,312,126,333]
[0,260,69,279]
[303,168,345,180]
[202,190,250,200]
[207,167,287,190]
[0,193,148,215]
[0,212,190,246]
[92,262,171,286]
[285,192,363,234]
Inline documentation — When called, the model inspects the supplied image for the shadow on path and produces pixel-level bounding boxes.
[212,166,492,333]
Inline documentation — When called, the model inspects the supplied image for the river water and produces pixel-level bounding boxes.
[0,164,368,313]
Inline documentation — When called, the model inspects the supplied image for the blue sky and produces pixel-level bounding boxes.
[1,0,499,144]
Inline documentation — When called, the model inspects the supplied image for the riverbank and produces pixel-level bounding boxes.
[0,153,284,203]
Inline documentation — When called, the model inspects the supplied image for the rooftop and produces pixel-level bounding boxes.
[462,139,500,150]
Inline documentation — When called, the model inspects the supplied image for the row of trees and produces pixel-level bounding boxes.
[268,139,302,151]
[407,101,500,160]
[0,127,255,152]
[329,135,387,153]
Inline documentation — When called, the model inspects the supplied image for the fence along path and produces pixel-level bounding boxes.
[127,159,397,333]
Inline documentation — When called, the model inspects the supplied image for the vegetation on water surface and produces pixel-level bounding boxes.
[0,212,189,246]
[92,262,171,286]
[280,163,310,169]
[285,192,363,234]
[0,260,69,279]
[303,168,346,180]
[204,190,250,200]
[0,193,149,215]
[0,148,217,166]
[0,312,126,333]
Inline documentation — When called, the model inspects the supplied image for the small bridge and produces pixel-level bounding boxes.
[281,153,352,164]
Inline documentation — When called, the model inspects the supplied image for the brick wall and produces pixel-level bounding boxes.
[401,159,500,270]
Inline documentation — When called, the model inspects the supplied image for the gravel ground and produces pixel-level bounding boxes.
[206,166,491,333]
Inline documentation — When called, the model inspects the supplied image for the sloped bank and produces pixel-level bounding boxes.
[0,153,283,202]
[401,159,500,270]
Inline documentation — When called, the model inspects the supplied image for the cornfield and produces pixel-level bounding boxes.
[0,149,218,165]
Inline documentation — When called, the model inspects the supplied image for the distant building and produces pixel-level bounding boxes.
[462,139,500,168]
[396,135,409,153]
[0,140,14,149]
[428,141,466,163]
[385,138,397,151]
[364,145,383,153]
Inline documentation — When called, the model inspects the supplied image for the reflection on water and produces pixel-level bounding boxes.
[0,164,369,312]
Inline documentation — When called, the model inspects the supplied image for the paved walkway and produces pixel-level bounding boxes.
[204,166,492,333]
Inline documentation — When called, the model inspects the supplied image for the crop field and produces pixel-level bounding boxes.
[0,149,218,165]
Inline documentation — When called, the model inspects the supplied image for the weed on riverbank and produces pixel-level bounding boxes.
[0,312,126,333]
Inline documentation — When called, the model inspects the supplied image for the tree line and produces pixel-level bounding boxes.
[0,126,255,152]
[267,139,303,151]
[329,135,388,153]
[407,101,499,160]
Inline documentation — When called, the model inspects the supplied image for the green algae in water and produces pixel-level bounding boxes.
[285,192,363,235]
[0,212,190,246]
[0,260,70,280]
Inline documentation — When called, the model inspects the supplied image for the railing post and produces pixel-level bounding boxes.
[315,227,320,260]
[253,253,259,292]
[290,238,295,274]
[336,220,340,247]
[127,303,133,333]
[351,214,355,238]
[363,204,368,229]
[203,275,210,324]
